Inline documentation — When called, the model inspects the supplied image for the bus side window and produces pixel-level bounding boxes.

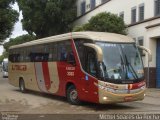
[19,49,24,62]
[25,47,30,62]
[12,49,20,63]
[86,49,97,77]
[60,47,67,61]
[13,49,20,62]
[52,43,58,61]
[67,51,76,65]
[9,50,13,62]
[58,42,66,61]
[29,45,49,62]
[58,40,75,62]
[74,39,93,71]
[45,44,53,61]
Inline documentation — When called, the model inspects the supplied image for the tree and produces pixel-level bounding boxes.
[0,0,19,42]
[3,34,36,52]
[73,12,127,35]
[0,51,8,63]
[0,34,35,63]
[17,0,76,38]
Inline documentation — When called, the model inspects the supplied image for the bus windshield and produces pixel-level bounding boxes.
[96,42,144,82]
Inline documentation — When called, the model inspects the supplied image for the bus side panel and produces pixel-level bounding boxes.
[8,62,19,87]
[86,75,99,103]
[47,62,60,94]
[74,70,99,103]
[9,61,62,95]
[56,62,95,101]
[8,62,40,92]
[54,62,67,96]
[34,62,52,92]
[26,63,40,91]
[56,62,91,100]
[34,62,60,94]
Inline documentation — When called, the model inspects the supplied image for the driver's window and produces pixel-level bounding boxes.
[87,49,97,77]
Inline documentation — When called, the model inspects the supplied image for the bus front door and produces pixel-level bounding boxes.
[81,47,99,102]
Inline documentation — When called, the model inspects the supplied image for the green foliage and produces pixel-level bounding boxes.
[3,34,36,52]
[0,55,5,64]
[72,25,85,32]
[72,23,89,32]
[0,51,9,63]
[73,12,127,35]
[17,0,76,38]
[0,34,35,62]
[0,55,4,64]
[0,0,19,42]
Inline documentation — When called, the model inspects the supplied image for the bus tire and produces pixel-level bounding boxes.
[67,85,81,105]
[19,79,26,93]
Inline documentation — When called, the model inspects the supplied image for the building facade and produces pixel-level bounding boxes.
[74,0,160,88]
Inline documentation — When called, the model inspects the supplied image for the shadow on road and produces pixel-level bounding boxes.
[82,102,135,112]
[13,89,67,102]
[13,89,135,112]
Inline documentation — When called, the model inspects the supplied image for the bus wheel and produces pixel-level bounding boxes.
[67,85,81,105]
[19,79,26,93]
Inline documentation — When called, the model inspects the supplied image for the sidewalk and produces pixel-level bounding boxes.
[139,88,160,106]
[146,88,160,97]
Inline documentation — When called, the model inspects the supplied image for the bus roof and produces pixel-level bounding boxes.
[9,32,134,49]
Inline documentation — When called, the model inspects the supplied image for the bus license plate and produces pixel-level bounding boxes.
[124,96,133,101]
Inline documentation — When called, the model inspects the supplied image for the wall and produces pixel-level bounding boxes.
[75,0,155,25]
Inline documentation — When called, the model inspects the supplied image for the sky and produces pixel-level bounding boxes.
[0,2,27,55]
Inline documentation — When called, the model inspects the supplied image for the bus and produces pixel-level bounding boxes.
[8,32,152,104]
[2,58,8,78]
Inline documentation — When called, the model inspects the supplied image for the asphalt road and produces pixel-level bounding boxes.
[0,72,160,120]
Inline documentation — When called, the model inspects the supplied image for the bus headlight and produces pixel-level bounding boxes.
[103,97,108,101]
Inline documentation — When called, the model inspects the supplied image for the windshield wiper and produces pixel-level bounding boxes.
[119,52,126,79]
[119,45,138,80]
[100,62,109,79]
[124,55,138,79]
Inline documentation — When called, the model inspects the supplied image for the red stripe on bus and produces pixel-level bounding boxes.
[42,62,51,90]
[129,81,145,90]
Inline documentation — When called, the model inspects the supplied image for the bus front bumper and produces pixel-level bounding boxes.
[99,89,145,104]
[97,81,146,104]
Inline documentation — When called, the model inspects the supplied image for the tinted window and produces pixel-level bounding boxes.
[75,39,93,70]
[155,0,160,16]
[57,40,73,62]
[87,48,97,77]
[139,4,144,21]
[9,49,20,62]
[9,41,73,63]
[90,0,96,10]
[131,7,137,23]
[81,1,86,15]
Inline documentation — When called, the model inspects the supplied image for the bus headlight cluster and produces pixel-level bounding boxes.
[103,97,108,100]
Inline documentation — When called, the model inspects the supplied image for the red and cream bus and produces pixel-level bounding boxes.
[8,32,151,104]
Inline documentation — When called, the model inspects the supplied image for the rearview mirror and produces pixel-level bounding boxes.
[138,45,152,62]
[83,43,103,62]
